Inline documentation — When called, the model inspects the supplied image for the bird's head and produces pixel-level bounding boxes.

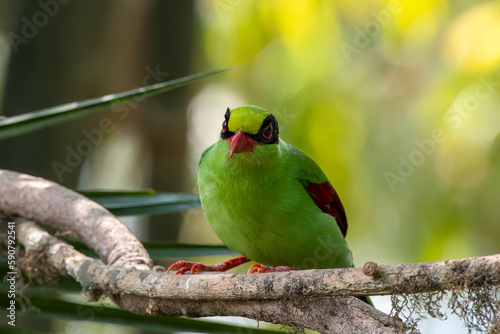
[220,106,279,159]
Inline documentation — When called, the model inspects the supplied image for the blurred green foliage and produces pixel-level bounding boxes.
[190,0,500,265]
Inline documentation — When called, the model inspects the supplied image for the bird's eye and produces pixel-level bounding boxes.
[263,123,273,139]
[222,120,228,133]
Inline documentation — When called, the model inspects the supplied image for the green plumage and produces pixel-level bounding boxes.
[198,106,353,270]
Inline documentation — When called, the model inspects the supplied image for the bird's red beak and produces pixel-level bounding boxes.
[228,130,260,159]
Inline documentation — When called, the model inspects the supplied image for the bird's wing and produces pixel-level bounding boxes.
[290,145,348,237]
[305,180,348,237]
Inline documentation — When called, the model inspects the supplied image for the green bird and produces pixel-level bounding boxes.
[169,105,356,275]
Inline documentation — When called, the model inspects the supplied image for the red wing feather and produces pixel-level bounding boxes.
[306,181,348,237]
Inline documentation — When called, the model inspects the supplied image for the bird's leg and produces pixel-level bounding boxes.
[167,255,250,275]
[248,263,297,273]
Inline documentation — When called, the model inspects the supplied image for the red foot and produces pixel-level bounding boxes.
[167,256,250,275]
[166,261,199,275]
[248,263,297,273]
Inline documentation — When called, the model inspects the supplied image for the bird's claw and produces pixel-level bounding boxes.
[167,261,218,275]
[167,261,197,275]
[248,263,296,273]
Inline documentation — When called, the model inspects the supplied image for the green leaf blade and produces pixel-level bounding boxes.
[0,68,232,140]
[86,193,201,216]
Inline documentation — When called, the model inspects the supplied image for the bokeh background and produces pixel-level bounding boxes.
[1,0,499,333]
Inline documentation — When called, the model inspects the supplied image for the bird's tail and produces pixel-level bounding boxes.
[357,295,374,307]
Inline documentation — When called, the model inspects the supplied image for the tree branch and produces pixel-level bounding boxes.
[15,220,403,333]
[0,169,151,269]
